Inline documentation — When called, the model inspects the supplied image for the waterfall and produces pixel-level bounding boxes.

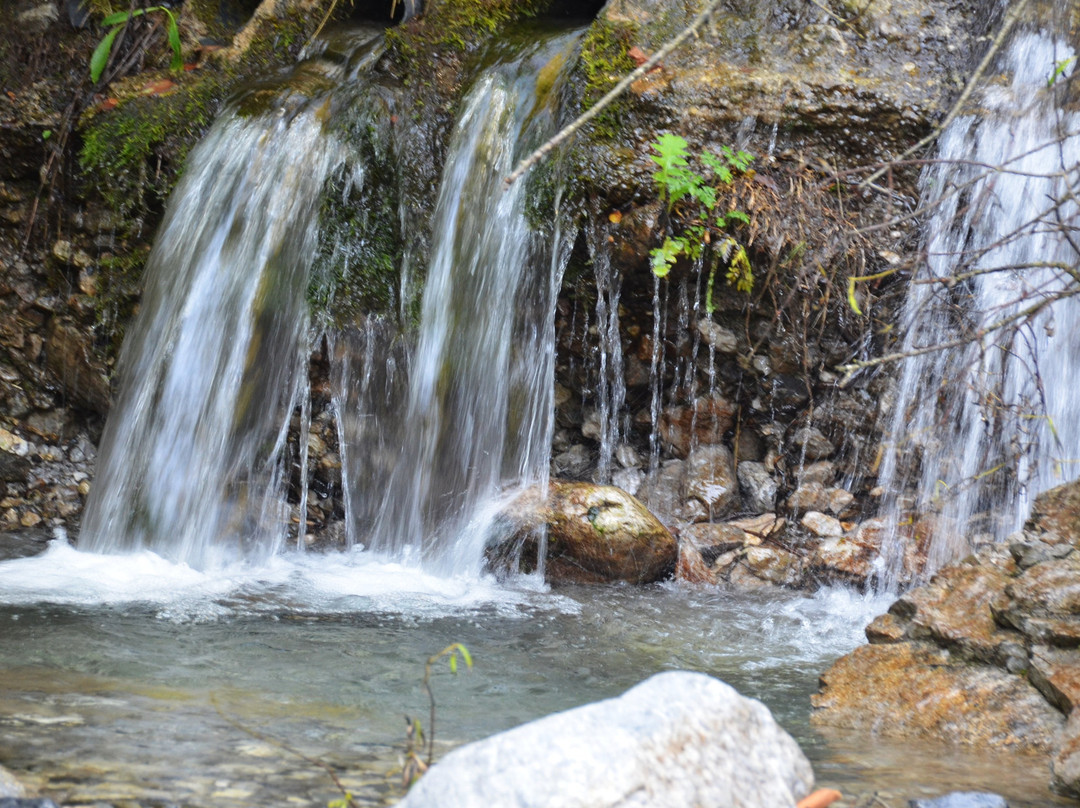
[338,32,578,576]
[874,28,1080,588]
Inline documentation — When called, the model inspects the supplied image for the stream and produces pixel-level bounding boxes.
[0,541,1069,807]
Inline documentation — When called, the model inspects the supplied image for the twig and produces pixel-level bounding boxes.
[503,0,727,189]
[859,0,1032,189]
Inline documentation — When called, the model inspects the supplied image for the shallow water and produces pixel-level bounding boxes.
[0,542,1070,807]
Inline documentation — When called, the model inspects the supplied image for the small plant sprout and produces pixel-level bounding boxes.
[400,643,474,789]
[648,134,754,312]
[90,6,183,84]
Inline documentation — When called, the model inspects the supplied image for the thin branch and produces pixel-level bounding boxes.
[504,0,727,189]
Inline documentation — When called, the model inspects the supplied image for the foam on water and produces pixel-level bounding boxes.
[0,541,578,620]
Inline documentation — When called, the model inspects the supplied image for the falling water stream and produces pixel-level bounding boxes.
[0,16,1076,808]
[875,26,1080,588]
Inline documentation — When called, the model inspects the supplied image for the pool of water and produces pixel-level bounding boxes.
[0,539,1070,807]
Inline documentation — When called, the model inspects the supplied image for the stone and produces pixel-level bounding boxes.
[44,318,111,415]
[500,482,676,584]
[682,444,738,518]
[636,460,684,525]
[827,487,855,515]
[0,800,59,808]
[801,511,843,538]
[1009,538,1073,569]
[657,394,735,457]
[865,612,906,644]
[786,480,832,514]
[794,460,835,486]
[810,534,876,587]
[739,546,803,588]
[0,764,26,799]
[695,319,737,354]
[675,536,719,586]
[791,426,835,460]
[0,450,30,483]
[909,794,1009,808]
[552,445,591,478]
[812,643,1064,751]
[1003,555,1080,617]
[1053,712,1080,797]
[1028,480,1080,546]
[895,560,1019,665]
[727,513,785,539]
[397,671,814,808]
[1028,645,1080,715]
[736,461,776,514]
[611,468,644,497]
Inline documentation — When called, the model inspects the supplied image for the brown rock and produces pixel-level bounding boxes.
[682,444,738,518]
[1029,645,1080,715]
[1053,712,1080,797]
[738,546,804,588]
[1004,555,1080,617]
[812,643,1063,752]
[896,557,1020,664]
[865,612,906,644]
[500,481,676,585]
[658,394,735,458]
[44,318,111,415]
[1028,479,1080,547]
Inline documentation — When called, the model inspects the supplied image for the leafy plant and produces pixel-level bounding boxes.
[648,134,755,312]
[399,643,474,789]
[90,5,183,84]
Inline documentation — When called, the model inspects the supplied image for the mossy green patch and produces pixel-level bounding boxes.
[575,17,637,139]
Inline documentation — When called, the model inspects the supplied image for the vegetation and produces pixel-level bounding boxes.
[575,18,637,138]
[649,133,754,313]
[89,6,183,83]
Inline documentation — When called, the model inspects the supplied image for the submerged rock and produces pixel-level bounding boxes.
[396,671,814,808]
[494,481,676,584]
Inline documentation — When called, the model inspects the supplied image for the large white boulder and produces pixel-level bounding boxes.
[396,671,814,808]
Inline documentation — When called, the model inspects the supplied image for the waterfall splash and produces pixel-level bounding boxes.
[338,32,578,576]
[80,28,579,574]
[874,28,1080,588]
[80,93,350,569]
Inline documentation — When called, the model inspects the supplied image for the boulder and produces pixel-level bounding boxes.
[657,394,735,458]
[396,671,814,808]
[812,643,1063,752]
[496,481,676,584]
[737,460,776,514]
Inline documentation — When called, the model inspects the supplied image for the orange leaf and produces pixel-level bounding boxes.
[141,79,176,96]
[99,98,119,111]
[608,210,623,224]
[628,46,648,66]
[796,789,843,808]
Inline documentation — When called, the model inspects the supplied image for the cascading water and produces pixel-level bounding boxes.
[79,86,351,569]
[875,27,1080,588]
[337,32,578,575]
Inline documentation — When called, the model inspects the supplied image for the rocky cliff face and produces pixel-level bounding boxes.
[0,0,992,578]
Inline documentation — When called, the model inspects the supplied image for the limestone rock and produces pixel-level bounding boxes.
[737,460,776,514]
[801,511,843,538]
[498,481,676,584]
[682,444,738,518]
[812,643,1063,752]
[397,671,815,808]
[737,546,804,588]
[791,426,835,460]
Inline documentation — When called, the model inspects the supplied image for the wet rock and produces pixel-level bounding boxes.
[865,612,906,644]
[1009,538,1073,569]
[794,460,836,486]
[1053,712,1080,797]
[397,671,815,808]
[0,763,27,798]
[1001,555,1080,617]
[827,487,855,515]
[1027,481,1080,545]
[611,467,644,497]
[552,444,591,478]
[682,444,738,518]
[801,511,843,538]
[786,479,836,515]
[736,546,804,588]
[0,799,59,808]
[658,394,735,458]
[0,450,30,483]
[499,481,676,584]
[736,461,776,514]
[1028,645,1080,715]
[695,319,737,354]
[44,318,110,416]
[791,426,835,460]
[812,643,1063,751]
[809,519,892,588]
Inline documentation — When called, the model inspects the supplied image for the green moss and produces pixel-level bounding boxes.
[575,17,637,139]
[78,70,231,216]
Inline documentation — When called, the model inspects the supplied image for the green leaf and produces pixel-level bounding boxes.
[163,9,183,71]
[101,9,134,25]
[90,25,123,83]
[650,236,686,278]
[41,130,51,140]
[458,644,473,669]
[449,654,457,674]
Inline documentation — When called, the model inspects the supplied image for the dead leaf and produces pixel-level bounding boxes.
[628,46,648,66]
[608,210,623,224]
